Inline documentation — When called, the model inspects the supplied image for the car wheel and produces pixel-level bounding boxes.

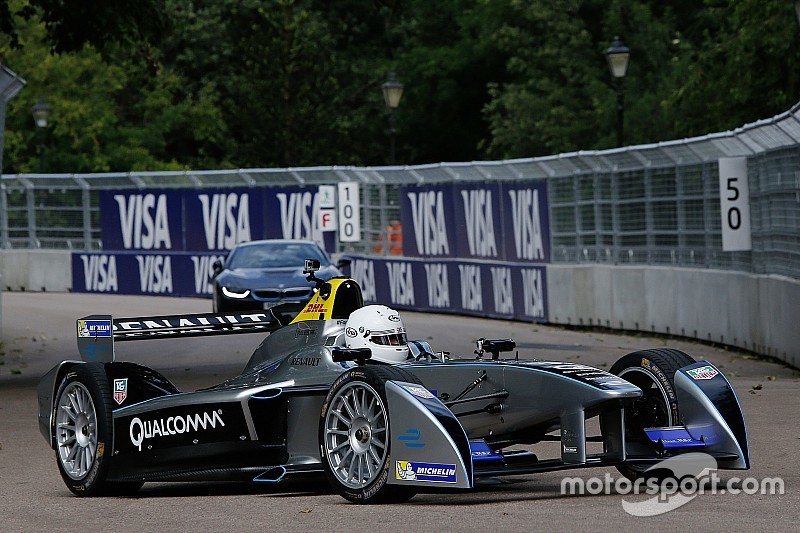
[609,348,696,480]
[319,366,422,504]
[54,363,118,496]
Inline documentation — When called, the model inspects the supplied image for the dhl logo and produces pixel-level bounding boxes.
[305,303,328,314]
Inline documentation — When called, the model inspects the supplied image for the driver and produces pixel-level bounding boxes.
[344,305,410,364]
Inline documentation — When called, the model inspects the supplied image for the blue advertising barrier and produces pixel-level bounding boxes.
[72,251,226,297]
[399,181,550,262]
[344,255,547,322]
[99,186,335,253]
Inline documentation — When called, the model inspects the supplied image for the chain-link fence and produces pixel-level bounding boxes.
[2,104,800,280]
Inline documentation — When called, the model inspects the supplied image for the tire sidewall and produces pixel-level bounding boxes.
[54,364,113,496]
[615,355,679,424]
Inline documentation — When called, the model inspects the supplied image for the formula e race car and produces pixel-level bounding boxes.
[37,261,750,503]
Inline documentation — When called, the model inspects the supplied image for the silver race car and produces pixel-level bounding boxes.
[37,260,749,503]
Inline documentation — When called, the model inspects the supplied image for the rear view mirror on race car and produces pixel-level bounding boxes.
[37,261,749,504]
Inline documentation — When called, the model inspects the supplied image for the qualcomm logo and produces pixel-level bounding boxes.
[129,410,225,451]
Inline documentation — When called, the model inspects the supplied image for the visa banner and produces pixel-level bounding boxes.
[99,190,183,251]
[400,181,550,262]
[344,255,547,322]
[71,251,225,297]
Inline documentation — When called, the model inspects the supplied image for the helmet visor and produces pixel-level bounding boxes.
[370,332,408,346]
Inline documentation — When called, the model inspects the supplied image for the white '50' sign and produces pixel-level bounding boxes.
[718,157,751,252]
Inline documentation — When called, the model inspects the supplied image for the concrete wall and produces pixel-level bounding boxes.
[547,264,799,368]
[0,250,796,368]
[0,250,72,292]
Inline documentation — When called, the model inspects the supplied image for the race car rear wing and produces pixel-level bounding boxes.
[76,312,279,363]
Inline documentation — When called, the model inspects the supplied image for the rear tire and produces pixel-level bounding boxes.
[609,348,696,480]
[319,366,422,504]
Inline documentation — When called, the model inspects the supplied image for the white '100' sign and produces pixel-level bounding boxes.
[337,182,361,243]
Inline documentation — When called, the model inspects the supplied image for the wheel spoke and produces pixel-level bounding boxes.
[341,393,356,420]
[331,409,350,426]
[60,405,76,422]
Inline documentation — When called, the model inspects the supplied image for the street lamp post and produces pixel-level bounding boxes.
[605,36,630,147]
[381,72,404,165]
[31,95,51,173]
[0,63,26,250]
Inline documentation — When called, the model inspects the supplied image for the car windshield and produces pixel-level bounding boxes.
[226,241,329,269]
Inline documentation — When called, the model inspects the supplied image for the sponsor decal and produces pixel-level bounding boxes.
[113,378,128,405]
[388,314,401,322]
[686,365,719,380]
[563,445,578,454]
[403,385,435,400]
[77,320,112,338]
[129,409,225,451]
[295,322,318,341]
[290,357,321,366]
[114,312,270,333]
[395,461,457,483]
[304,303,328,314]
[345,327,358,337]
[397,428,426,448]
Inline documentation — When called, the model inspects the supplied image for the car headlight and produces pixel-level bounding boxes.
[221,286,251,299]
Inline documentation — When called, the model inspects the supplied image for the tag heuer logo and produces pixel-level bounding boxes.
[686,365,719,380]
[113,378,128,405]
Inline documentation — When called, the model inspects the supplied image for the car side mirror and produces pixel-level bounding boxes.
[336,258,351,270]
[212,259,224,273]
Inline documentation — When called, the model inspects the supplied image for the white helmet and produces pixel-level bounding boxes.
[345,305,409,364]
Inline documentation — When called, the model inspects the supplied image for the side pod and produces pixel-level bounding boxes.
[384,381,473,489]
[674,362,750,469]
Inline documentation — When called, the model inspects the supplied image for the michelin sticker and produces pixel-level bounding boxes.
[686,365,719,380]
[77,319,112,338]
[396,461,457,483]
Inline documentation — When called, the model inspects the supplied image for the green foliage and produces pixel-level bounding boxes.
[1,0,800,171]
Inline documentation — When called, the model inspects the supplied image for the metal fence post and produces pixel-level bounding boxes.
[0,182,9,248]
[19,177,37,248]
[74,176,92,250]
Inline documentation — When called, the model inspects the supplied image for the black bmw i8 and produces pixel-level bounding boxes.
[212,239,349,312]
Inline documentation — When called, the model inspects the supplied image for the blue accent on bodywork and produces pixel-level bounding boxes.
[644,427,706,449]
[398,428,426,448]
[469,440,504,464]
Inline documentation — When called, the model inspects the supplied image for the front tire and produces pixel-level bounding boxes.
[54,363,116,496]
[609,348,696,480]
[319,366,421,504]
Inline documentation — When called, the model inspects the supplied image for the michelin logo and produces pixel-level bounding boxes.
[396,461,457,483]
[77,319,112,338]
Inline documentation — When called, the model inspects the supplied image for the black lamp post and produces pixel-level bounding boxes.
[381,72,404,164]
[31,95,51,172]
[605,36,630,147]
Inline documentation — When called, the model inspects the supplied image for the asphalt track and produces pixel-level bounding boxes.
[0,292,797,532]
